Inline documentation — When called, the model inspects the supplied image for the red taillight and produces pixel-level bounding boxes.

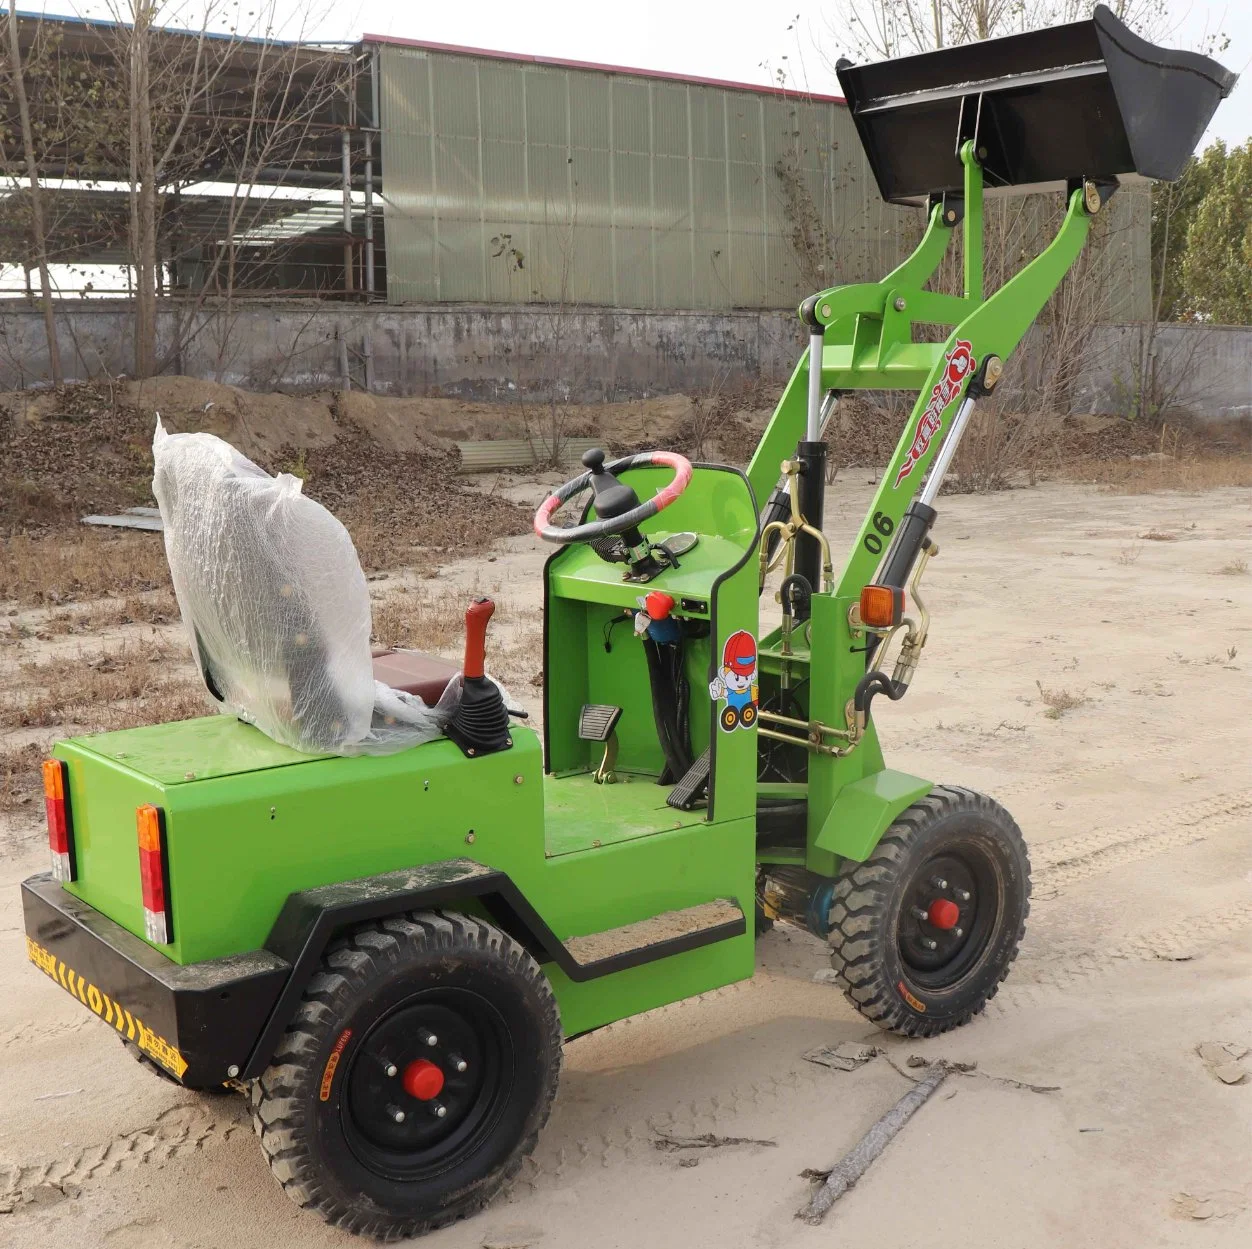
[137,804,172,944]
[42,759,74,882]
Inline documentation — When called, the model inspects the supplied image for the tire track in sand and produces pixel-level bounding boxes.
[0,1102,245,1212]
[1030,789,1252,895]
[987,720,1237,805]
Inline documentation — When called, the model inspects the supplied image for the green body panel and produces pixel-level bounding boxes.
[813,769,933,863]
[56,716,754,1039]
[543,773,703,858]
[59,743,167,941]
[78,715,332,783]
[59,724,546,964]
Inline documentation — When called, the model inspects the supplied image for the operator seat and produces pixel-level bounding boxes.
[370,648,459,705]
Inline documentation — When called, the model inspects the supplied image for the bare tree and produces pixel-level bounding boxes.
[826,0,1170,61]
[3,0,62,383]
[103,0,240,377]
[89,1,353,379]
[158,22,356,379]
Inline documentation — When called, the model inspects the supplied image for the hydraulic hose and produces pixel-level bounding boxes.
[853,669,908,724]
[778,574,813,624]
[642,636,692,783]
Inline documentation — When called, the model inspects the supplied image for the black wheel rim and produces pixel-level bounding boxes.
[341,987,513,1182]
[897,843,1001,989]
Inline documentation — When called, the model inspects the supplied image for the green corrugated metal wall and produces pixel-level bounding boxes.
[377,45,1150,318]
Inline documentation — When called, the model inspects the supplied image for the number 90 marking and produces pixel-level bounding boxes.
[863,510,894,555]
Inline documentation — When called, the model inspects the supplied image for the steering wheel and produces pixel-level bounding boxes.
[533,448,693,545]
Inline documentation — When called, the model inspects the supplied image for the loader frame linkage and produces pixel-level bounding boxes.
[749,140,1111,877]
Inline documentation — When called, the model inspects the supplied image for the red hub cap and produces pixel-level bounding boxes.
[402,1058,445,1101]
[927,898,960,930]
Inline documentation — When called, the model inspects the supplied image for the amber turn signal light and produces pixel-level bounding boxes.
[859,584,904,629]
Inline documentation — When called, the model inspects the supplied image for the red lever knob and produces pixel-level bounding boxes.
[644,591,674,620]
[462,597,495,680]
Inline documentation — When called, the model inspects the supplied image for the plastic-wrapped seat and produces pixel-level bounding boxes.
[152,420,455,756]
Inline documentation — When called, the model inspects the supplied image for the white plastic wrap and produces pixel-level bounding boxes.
[151,420,456,755]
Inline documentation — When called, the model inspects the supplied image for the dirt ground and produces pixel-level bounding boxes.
[2,457,1251,1244]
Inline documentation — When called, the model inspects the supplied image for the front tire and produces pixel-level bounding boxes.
[826,785,1030,1037]
[251,911,561,1240]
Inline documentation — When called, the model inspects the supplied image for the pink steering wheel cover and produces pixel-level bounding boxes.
[649,451,693,509]
[533,491,562,536]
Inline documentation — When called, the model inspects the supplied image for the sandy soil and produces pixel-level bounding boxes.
[1,478,1251,1247]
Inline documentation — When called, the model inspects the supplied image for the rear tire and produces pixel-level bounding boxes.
[826,785,1030,1037]
[251,910,561,1241]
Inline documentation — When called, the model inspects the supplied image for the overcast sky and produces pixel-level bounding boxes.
[336,0,1252,147]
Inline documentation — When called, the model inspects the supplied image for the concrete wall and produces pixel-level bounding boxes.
[2,301,1251,419]
[0,302,804,400]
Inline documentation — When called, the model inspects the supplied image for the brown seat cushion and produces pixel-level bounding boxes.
[371,649,459,706]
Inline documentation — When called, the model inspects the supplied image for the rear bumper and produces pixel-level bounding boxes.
[21,873,288,1088]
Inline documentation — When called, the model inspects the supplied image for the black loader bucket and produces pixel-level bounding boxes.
[836,3,1238,204]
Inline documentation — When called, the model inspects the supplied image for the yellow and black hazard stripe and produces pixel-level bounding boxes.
[26,936,188,1079]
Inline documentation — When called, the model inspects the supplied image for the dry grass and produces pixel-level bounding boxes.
[1065,453,1252,494]
[0,742,44,814]
[369,585,541,691]
[0,532,170,606]
[1035,680,1089,720]
[0,638,201,731]
[0,680,212,814]
[370,585,468,654]
[1139,528,1177,542]
[41,591,178,636]
[1115,543,1143,566]
[1215,559,1249,576]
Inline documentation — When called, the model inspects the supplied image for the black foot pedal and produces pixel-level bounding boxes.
[578,704,622,742]
[579,705,622,784]
[667,747,711,810]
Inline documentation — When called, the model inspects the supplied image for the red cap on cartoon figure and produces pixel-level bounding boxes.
[722,630,756,674]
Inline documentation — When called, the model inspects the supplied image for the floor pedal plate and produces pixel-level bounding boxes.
[578,703,622,742]
[563,899,744,975]
[666,746,711,810]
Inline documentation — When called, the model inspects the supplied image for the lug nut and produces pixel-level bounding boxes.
[932,877,949,891]
[383,1061,398,1078]
[448,1053,469,1073]
[418,1028,438,1047]
[912,907,929,921]
[430,1100,448,1119]
[955,888,971,902]
[922,938,938,950]
[387,1105,406,1123]
[953,927,964,938]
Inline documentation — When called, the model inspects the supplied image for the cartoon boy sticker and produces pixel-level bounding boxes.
[709,630,758,731]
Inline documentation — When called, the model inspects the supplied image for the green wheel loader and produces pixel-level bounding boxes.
[21,7,1234,1240]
